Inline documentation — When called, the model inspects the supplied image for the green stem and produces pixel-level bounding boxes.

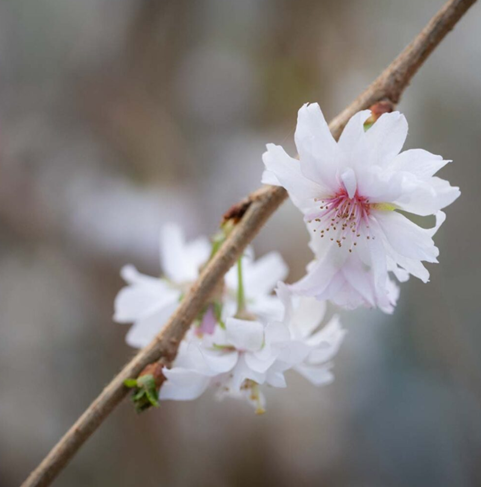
[209,232,225,260]
[209,221,235,261]
[236,257,246,315]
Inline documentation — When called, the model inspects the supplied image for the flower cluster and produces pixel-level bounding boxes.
[160,282,344,414]
[114,103,459,413]
[263,104,459,312]
[115,224,345,412]
[114,223,287,348]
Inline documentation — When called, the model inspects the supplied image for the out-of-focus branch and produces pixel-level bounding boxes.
[22,1,477,485]
[329,0,476,135]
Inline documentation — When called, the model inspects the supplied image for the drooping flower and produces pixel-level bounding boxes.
[275,282,345,386]
[262,103,460,312]
[160,318,300,413]
[114,223,288,348]
[160,283,345,413]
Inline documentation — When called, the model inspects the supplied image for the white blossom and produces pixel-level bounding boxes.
[262,103,460,312]
[160,283,345,413]
[275,282,345,386]
[114,223,288,348]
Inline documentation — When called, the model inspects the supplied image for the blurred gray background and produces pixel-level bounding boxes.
[1,0,480,486]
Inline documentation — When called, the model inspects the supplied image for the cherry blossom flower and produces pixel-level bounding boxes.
[160,283,345,413]
[262,103,460,312]
[276,282,345,386]
[160,318,304,413]
[114,223,288,348]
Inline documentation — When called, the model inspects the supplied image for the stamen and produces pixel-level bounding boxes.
[308,188,372,250]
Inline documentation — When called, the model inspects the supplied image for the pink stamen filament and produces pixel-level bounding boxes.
[307,189,373,250]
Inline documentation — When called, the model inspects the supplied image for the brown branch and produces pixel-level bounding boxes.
[22,1,477,485]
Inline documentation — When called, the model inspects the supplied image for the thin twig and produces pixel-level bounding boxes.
[22,1,477,485]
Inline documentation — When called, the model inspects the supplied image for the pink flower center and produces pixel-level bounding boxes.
[307,189,374,250]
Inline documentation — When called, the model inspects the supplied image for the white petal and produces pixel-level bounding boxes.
[336,111,372,177]
[262,144,326,209]
[265,321,291,345]
[197,349,238,375]
[394,176,460,216]
[295,364,334,386]
[371,216,431,283]
[307,314,343,346]
[265,370,287,388]
[244,350,277,374]
[295,103,339,191]
[427,211,446,237]
[243,251,289,297]
[225,318,264,352]
[159,224,208,283]
[340,168,357,199]
[293,245,393,312]
[185,237,211,273]
[248,295,285,322]
[261,169,280,186]
[224,246,257,291]
[277,340,310,365]
[356,166,405,203]
[292,296,326,338]
[125,301,179,348]
[390,149,449,179]
[326,273,369,310]
[392,254,430,283]
[295,103,337,155]
[114,273,179,323]
[160,368,211,401]
[374,210,439,262]
[307,315,346,363]
[427,178,460,211]
[114,286,157,323]
[387,257,410,283]
[363,226,393,311]
[365,111,408,165]
[275,281,294,325]
[120,264,162,287]
[337,110,371,153]
[385,278,401,313]
[341,257,377,308]
[182,343,238,376]
[229,355,265,392]
[292,247,348,299]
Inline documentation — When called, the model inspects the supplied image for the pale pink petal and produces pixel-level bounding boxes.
[295,364,333,386]
[197,305,217,336]
[292,296,326,338]
[225,318,264,352]
[125,301,179,348]
[159,224,208,283]
[184,344,238,375]
[229,356,265,392]
[307,316,346,362]
[113,279,178,323]
[265,370,287,388]
[243,251,289,297]
[160,368,211,401]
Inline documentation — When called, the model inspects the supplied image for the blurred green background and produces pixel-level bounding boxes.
[1,0,480,486]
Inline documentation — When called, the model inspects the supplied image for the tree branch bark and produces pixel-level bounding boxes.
[22,1,477,485]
